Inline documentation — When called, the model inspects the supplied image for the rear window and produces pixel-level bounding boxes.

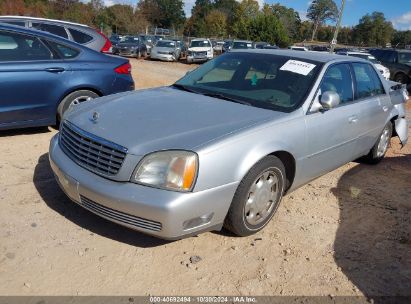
[352,63,385,99]
[68,28,93,44]
[47,41,80,59]
[32,22,68,39]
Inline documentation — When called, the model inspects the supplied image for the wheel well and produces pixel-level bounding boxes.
[390,115,398,137]
[394,72,409,81]
[269,151,296,192]
[56,88,103,122]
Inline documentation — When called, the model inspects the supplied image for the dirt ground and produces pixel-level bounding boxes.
[0,58,410,298]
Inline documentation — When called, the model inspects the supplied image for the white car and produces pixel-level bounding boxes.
[289,46,309,51]
[187,38,213,63]
[339,51,391,80]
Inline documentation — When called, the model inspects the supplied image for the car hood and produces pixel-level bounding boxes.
[153,47,174,52]
[374,63,388,71]
[65,87,280,155]
[188,47,211,52]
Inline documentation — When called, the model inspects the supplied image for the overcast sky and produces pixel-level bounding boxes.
[94,0,411,30]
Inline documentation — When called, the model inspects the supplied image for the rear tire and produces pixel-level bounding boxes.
[57,90,99,122]
[224,156,285,236]
[362,122,393,164]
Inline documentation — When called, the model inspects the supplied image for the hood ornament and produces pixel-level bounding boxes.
[90,111,100,123]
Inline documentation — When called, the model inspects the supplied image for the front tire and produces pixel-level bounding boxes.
[57,90,99,122]
[363,122,393,164]
[224,156,285,236]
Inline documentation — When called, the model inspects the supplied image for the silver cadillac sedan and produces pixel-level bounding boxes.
[49,50,409,240]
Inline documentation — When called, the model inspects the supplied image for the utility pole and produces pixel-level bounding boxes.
[330,0,346,53]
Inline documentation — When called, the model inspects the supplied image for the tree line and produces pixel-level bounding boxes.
[0,0,410,48]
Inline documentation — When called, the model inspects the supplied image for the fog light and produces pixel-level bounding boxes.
[183,213,214,230]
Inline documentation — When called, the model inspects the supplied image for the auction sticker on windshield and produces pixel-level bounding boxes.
[280,60,316,76]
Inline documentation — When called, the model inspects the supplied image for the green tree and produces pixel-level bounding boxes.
[337,26,354,45]
[353,12,394,47]
[213,0,239,35]
[184,0,213,36]
[231,0,259,40]
[392,30,411,48]
[270,3,302,42]
[139,0,185,30]
[205,9,227,37]
[248,11,289,47]
[307,0,338,41]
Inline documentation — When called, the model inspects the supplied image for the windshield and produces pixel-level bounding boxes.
[233,41,253,49]
[398,52,411,64]
[350,53,378,63]
[156,40,175,48]
[190,40,211,48]
[174,53,322,112]
[121,36,138,43]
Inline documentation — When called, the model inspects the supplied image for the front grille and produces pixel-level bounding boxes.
[158,51,171,55]
[80,195,162,232]
[194,51,206,56]
[60,121,127,176]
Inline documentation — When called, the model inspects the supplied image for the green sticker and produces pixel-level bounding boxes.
[251,74,258,86]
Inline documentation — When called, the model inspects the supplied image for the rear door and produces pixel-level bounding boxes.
[0,29,71,127]
[351,62,392,155]
[304,63,361,178]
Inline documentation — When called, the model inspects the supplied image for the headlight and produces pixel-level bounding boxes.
[188,51,193,56]
[131,151,198,192]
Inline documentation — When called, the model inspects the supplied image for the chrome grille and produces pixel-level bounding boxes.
[60,121,127,176]
[194,51,206,56]
[80,196,162,232]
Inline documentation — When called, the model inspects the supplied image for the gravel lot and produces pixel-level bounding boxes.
[0,58,410,297]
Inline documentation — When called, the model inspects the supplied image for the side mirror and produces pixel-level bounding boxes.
[320,91,341,110]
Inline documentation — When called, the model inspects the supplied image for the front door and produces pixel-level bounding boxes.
[0,29,68,127]
[303,63,361,179]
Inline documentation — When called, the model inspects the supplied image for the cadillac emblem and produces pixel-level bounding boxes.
[91,111,100,123]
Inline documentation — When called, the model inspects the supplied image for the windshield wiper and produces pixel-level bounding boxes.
[200,92,251,106]
[171,83,198,93]
[172,84,251,106]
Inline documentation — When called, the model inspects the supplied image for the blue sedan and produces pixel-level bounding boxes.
[0,23,134,130]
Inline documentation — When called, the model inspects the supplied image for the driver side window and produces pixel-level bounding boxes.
[321,64,353,104]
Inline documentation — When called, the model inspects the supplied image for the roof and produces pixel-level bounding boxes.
[0,23,91,51]
[0,15,89,28]
[232,49,365,64]
[345,51,372,56]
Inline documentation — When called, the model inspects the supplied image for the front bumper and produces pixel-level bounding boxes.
[118,49,138,57]
[187,55,212,63]
[49,135,238,240]
[150,53,175,61]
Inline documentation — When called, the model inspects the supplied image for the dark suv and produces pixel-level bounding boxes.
[369,49,411,88]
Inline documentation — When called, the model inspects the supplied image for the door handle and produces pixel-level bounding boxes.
[348,115,359,124]
[45,67,65,73]
[382,106,389,112]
